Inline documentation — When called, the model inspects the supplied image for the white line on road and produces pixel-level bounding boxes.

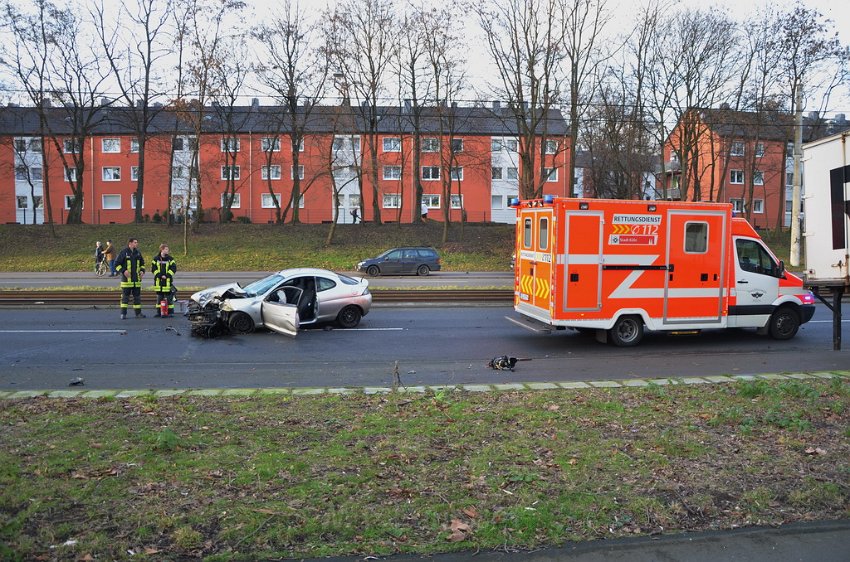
[0,330,127,333]
[349,328,405,331]
[808,320,850,323]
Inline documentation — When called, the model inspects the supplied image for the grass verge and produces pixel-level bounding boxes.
[1,377,848,560]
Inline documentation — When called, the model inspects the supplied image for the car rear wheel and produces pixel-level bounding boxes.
[416,264,430,276]
[336,305,362,328]
[228,311,255,334]
[609,315,643,347]
[366,265,380,277]
[768,306,800,340]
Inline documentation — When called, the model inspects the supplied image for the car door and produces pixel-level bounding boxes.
[401,249,419,274]
[261,294,299,337]
[381,250,404,274]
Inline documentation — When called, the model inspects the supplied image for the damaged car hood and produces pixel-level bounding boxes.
[190,282,246,308]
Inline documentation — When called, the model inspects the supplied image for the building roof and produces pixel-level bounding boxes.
[697,107,850,144]
[0,103,569,137]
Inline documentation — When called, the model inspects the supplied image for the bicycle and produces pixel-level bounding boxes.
[95,259,109,277]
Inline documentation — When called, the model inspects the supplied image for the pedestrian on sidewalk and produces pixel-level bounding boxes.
[94,241,104,273]
[102,239,117,276]
[421,201,429,221]
[114,238,145,319]
[151,243,177,317]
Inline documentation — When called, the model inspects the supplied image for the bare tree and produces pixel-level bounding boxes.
[93,0,173,223]
[254,0,328,224]
[476,0,564,200]
[324,0,398,225]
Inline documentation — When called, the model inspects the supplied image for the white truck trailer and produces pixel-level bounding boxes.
[802,130,850,349]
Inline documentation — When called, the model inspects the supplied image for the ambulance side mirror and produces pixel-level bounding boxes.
[778,260,786,278]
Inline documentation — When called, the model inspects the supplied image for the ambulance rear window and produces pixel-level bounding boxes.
[539,218,549,250]
[684,222,708,253]
[523,218,532,248]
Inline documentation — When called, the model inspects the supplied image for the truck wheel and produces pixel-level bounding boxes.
[366,265,380,277]
[609,315,644,347]
[228,312,255,334]
[768,306,800,340]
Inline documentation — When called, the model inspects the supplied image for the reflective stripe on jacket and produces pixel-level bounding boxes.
[151,254,177,291]
[114,248,145,288]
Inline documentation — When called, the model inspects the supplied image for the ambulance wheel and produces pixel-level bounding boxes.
[768,306,800,340]
[610,315,644,347]
[228,312,255,335]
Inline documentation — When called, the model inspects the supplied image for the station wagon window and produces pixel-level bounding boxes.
[539,217,549,250]
[684,222,708,253]
[523,218,532,248]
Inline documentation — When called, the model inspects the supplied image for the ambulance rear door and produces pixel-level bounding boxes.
[517,209,554,314]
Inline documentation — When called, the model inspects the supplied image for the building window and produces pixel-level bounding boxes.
[65,167,77,182]
[102,194,121,209]
[450,194,463,209]
[383,165,401,180]
[102,167,121,181]
[291,165,304,180]
[102,138,120,153]
[15,166,28,180]
[30,139,42,152]
[221,165,240,180]
[422,138,439,152]
[786,172,794,187]
[730,198,744,213]
[172,166,185,179]
[422,166,440,180]
[33,196,43,208]
[293,194,305,208]
[491,195,503,209]
[753,170,764,185]
[544,167,558,182]
[131,166,139,181]
[221,193,241,208]
[292,137,305,152]
[450,138,464,152]
[14,139,27,152]
[730,170,744,184]
[450,167,463,181]
[64,195,78,209]
[221,137,240,152]
[64,139,81,153]
[130,138,139,153]
[755,142,764,157]
[262,165,282,180]
[753,199,764,213]
[507,167,518,180]
[131,193,144,209]
[492,167,503,180]
[16,196,28,209]
[545,140,558,154]
[261,137,280,152]
[382,194,401,208]
[383,137,401,152]
[669,151,679,163]
[422,194,440,208]
[261,193,281,208]
[18,166,44,181]
[173,137,185,151]
[730,141,744,157]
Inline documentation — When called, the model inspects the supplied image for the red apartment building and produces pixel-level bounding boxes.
[0,103,570,225]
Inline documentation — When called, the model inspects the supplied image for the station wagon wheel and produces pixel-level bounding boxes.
[366,265,380,277]
[768,306,800,340]
[609,315,644,347]
[416,264,430,276]
[336,305,362,328]
[227,311,255,334]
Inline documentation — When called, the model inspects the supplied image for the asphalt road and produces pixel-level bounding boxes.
[1,303,846,391]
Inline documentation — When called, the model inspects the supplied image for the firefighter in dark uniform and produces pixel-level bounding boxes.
[151,243,177,317]
[114,237,146,319]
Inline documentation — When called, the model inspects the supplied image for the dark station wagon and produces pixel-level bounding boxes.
[356,247,441,276]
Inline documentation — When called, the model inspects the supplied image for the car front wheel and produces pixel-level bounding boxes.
[336,305,362,328]
[366,265,380,277]
[416,264,430,276]
[228,311,255,334]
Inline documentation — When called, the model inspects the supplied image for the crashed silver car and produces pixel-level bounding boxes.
[188,268,372,338]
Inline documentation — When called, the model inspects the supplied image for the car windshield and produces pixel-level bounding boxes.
[242,273,286,297]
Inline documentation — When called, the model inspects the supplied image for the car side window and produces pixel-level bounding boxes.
[386,250,401,260]
[316,277,336,292]
[418,250,435,259]
[404,249,417,259]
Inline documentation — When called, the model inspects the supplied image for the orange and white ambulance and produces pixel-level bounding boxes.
[512,197,816,346]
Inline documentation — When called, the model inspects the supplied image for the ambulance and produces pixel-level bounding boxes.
[512,197,816,346]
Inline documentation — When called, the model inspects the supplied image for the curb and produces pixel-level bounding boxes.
[1,370,847,400]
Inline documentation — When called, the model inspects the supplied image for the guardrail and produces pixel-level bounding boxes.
[0,289,515,306]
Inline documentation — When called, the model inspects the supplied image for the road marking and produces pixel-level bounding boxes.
[505,316,552,333]
[349,328,404,331]
[808,320,850,324]
[0,329,127,334]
